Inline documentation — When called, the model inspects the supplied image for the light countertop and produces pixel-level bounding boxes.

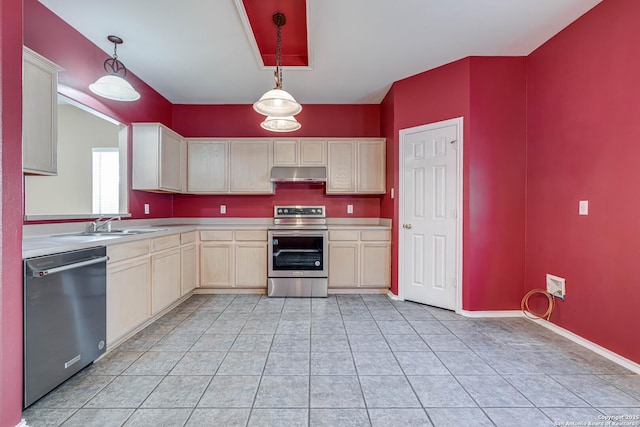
[23,218,391,259]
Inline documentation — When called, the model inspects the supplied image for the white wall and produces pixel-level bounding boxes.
[26,104,120,215]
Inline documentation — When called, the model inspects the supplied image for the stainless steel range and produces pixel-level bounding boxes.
[268,206,328,297]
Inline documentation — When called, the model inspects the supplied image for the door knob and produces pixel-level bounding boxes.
[403,224,412,229]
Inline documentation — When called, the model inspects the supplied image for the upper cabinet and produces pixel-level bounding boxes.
[132,123,185,193]
[187,138,273,194]
[23,47,62,175]
[131,124,385,195]
[229,139,273,194]
[273,139,326,166]
[187,139,229,193]
[327,139,386,194]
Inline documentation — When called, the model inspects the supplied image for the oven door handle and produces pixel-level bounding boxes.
[269,230,327,237]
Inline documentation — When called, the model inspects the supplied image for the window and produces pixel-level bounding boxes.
[92,148,119,214]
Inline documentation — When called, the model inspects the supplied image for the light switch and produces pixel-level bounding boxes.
[579,200,588,215]
[220,205,226,214]
[144,204,150,215]
[347,204,353,214]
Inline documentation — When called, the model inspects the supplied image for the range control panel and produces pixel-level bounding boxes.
[274,206,325,218]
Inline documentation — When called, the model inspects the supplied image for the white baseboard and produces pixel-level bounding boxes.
[527,317,640,375]
[458,309,524,318]
[386,291,400,301]
[17,419,28,427]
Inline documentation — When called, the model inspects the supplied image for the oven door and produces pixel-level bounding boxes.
[268,229,328,278]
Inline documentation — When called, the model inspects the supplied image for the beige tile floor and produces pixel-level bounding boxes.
[23,294,640,426]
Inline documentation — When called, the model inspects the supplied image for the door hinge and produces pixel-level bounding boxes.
[451,209,457,219]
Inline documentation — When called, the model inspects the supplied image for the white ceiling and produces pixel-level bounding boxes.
[39,0,602,105]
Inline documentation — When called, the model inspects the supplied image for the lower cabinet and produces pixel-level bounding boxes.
[328,229,391,291]
[106,231,196,348]
[151,248,181,314]
[106,241,151,347]
[200,229,267,290]
[181,243,197,296]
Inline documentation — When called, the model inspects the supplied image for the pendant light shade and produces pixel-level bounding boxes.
[260,115,301,132]
[89,74,140,101]
[254,13,301,132]
[253,88,301,116]
[89,35,140,102]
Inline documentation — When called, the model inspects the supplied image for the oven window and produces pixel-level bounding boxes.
[272,235,324,271]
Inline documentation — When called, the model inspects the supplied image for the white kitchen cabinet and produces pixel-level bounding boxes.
[199,229,267,290]
[328,228,390,290]
[106,240,151,347]
[357,139,386,193]
[132,123,185,192]
[273,139,326,166]
[235,230,267,289]
[229,139,273,193]
[329,243,359,288]
[327,140,356,193]
[23,47,62,175]
[187,139,229,193]
[150,235,181,314]
[180,231,198,295]
[327,139,386,194]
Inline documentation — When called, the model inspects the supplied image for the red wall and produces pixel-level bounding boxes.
[172,104,380,138]
[382,57,527,312]
[1,0,25,424]
[526,0,640,363]
[468,57,527,310]
[172,104,382,218]
[23,0,174,220]
[383,58,472,297]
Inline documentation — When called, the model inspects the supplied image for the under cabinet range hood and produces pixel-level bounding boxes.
[270,166,327,183]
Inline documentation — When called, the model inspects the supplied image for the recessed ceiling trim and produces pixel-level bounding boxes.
[234,0,312,71]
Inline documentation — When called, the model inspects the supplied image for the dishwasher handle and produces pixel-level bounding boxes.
[31,256,109,278]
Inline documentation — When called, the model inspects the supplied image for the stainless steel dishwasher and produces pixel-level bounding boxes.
[23,246,108,408]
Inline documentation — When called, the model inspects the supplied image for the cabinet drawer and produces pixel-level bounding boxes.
[360,230,391,241]
[151,234,180,252]
[181,231,197,244]
[200,230,233,241]
[329,230,359,241]
[108,240,149,263]
[235,230,267,241]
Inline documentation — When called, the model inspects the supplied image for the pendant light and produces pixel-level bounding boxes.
[260,115,301,132]
[89,35,141,102]
[254,13,302,127]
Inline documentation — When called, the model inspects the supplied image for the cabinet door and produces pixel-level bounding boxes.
[159,128,183,192]
[328,243,359,288]
[273,140,298,166]
[187,140,229,193]
[327,140,356,193]
[229,140,273,193]
[360,243,391,287]
[299,140,327,166]
[357,139,386,193]
[200,243,234,287]
[181,244,197,296]
[151,248,181,314]
[23,48,60,175]
[235,242,267,289]
[107,258,150,346]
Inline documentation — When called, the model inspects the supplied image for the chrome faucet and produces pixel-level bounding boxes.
[90,216,121,232]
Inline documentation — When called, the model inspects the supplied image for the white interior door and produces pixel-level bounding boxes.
[400,119,461,310]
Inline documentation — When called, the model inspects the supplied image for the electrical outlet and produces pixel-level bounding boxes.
[579,200,589,215]
[347,204,353,214]
[144,204,150,215]
[546,274,566,299]
[220,205,226,214]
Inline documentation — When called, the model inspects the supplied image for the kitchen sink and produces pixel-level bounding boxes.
[57,228,168,238]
